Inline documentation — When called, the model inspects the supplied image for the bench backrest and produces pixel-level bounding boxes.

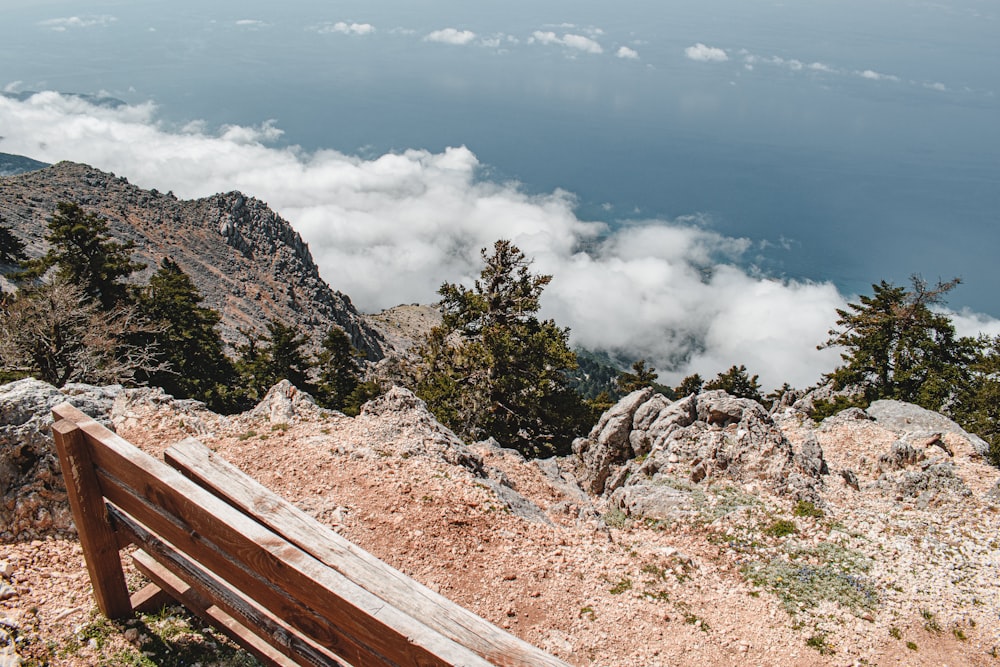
[51,401,569,667]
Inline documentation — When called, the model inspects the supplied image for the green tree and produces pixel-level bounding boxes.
[950,335,1000,465]
[236,320,316,401]
[416,240,590,457]
[705,364,763,402]
[313,326,380,415]
[20,202,143,310]
[674,373,704,398]
[821,277,976,410]
[133,258,238,412]
[617,359,659,394]
[0,214,26,264]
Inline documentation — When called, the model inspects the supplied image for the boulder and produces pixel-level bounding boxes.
[244,380,327,424]
[576,389,827,513]
[0,378,121,540]
[573,388,655,494]
[867,400,989,457]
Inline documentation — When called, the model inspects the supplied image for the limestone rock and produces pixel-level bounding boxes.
[361,386,484,476]
[0,378,120,540]
[573,388,655,494]
[578,389,826,518]
[867,400,989,457]
[245,380,327,425]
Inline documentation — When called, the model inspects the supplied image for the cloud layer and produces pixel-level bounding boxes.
[685,43,728,63]
[38,15,117,32]
[425,28,477,45]
[0,92,883,389]
[530,31,603,55]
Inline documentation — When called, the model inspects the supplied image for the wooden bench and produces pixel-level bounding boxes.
[50,402,571,667]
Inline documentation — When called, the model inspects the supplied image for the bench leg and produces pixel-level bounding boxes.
[52,419,133,619]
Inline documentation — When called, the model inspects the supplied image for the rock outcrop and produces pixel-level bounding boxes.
[573,389,826,519]
[0,379,121,540]
[0,162,384,359]
[867,399,990,457]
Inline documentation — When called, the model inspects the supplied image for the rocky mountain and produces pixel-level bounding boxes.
[0,161,384,359]
[2,377,998,665]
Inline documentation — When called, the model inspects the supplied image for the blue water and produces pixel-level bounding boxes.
[2,0,998,312]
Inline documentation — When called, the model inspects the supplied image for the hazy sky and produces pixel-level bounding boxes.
[2,0,998,388]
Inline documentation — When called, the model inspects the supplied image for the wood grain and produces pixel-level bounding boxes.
[50,402,490,667]
[50,417,132,619]
[166,438,571,667]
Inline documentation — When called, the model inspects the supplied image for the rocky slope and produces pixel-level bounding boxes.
[0,161,384,359]
[2,378,999,666]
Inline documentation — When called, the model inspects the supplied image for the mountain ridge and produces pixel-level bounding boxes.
[0,160,385,359]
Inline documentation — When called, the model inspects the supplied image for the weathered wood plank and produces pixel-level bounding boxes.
[130,550,303,667]
[117,510,344,667]
[50,402,490,667]
[50,417,132,619]
[130,582,175,614]
[167,438,572,667]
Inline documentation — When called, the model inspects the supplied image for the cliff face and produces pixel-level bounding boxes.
[0,161,384,359]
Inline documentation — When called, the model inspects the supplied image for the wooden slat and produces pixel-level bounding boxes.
[50,418,132,619]
[130,549,303,667]
[116,509,344,667]
[130,582,175,614]
[50,402,490,667]
[166,439,571,667]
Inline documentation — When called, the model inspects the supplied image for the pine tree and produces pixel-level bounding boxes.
[674,373,704,398]
[20,202,143,310]
[417,240,590,457]
[617,359,659,394]
[236,320,316,401]
[314,326,379,415]
[951,335,1000,465]
[133,258,237,411]
[705,364,763,402]
[821,277,976,409]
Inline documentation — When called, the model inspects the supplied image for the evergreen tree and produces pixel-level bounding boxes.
[617,359,659,394]
[0,214,26,264]
[236,320,316,401]
[416,240,590,457]
[674,373,704,397]
[705,364,763,402]
[313,326,380,415]
[951,335,1000,465]
[20,202,143,310]
[133,258,237,412]
[821,277,976,409]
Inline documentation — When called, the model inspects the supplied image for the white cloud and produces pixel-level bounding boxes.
[425,28,477,46]
[530,31,603,55]
[616,46,640,60]
[948,309,1000,339]
[924,81,947,92]
[808,62,836,73]
[857,69,900,82]
[685,43,728,63]
[38,15,116,32]
[3,81,23,93]
[561,34,603,54]
[235,19,268,29]
[6,90,954,389]
[315,21,375,36]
